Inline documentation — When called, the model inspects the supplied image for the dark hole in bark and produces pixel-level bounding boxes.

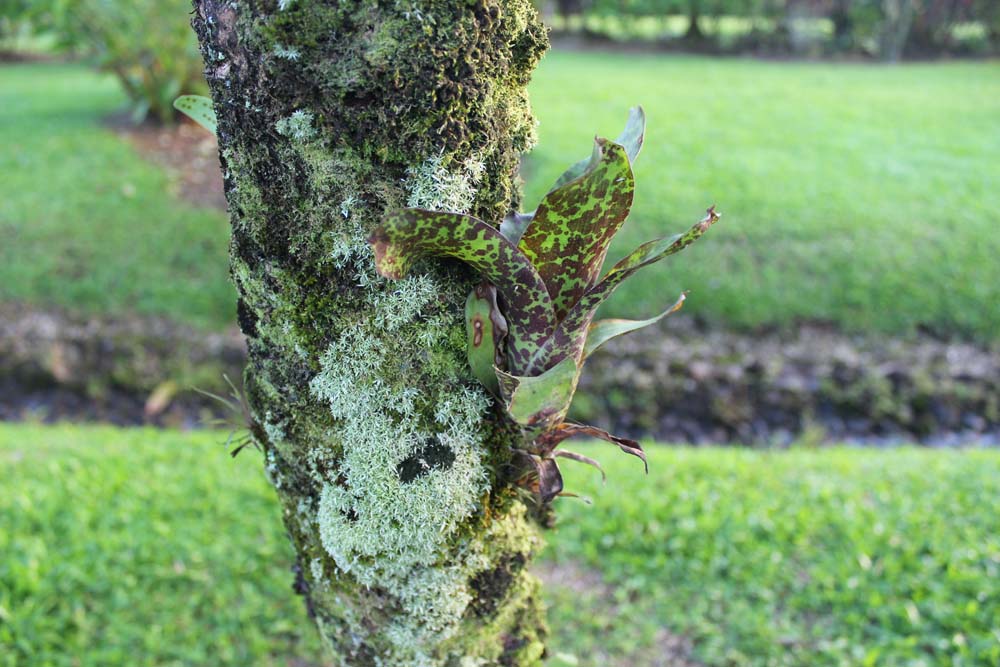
[500,633,529,667]
[469,553,527,619]
[397,439,456,483]
[236,298,259,338]
[292,559,317,620]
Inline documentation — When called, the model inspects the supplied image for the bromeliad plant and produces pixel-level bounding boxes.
[369,108,719,502]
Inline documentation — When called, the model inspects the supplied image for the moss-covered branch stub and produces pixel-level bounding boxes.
[191,0,549,665]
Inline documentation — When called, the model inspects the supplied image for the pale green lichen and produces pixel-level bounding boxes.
[327,223,367,269]
[310,557,328,590]
[274,43,301,60]
[265,449,283,490]
[307,258,544,662]
[276,110,318,141]
[380,504,539,663]
[311,314,490,580]
[340,194,359,219]
[405,152,485,214]
[262,410,288,447]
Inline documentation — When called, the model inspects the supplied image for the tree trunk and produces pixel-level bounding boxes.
[684,0,705,42]
[880,0,915,61]
[190,1,550,665]
[830,0,853,50]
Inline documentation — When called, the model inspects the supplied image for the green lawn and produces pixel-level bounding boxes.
[2,423,998,666]
[2,55,1000,338]
[0,63,234,330]
[526,52,1000,339]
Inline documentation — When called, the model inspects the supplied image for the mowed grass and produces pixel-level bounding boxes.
[525,52,1000,338]
[2,56,1000,338]
[0,63,234,330]
[2,424,999,667]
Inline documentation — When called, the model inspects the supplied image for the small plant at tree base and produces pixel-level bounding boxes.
[368,108,720,502]
[193,374,260,458]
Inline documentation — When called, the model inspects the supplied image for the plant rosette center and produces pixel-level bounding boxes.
[368,107,720,502]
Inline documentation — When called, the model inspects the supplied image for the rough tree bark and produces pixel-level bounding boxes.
[190,1,550,665]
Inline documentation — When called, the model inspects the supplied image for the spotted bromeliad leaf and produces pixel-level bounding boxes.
[367,107,720,502]
[173,95,217,134]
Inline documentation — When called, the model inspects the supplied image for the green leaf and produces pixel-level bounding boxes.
[495,355,580,433]
[518,138,634,321]
[499,211,533,245]
[583,292,687,360]
[369,209,556,371]
[528,207,720,374]
[615,105,646,165]
[465,283,507,395]
[173,95,217,134]
[548,106,646,192]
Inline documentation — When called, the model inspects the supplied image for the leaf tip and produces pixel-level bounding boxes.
[702,205,721,230]
[366,228,406,279]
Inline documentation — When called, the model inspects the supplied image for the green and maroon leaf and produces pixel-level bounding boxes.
[583,292,687,360]
[554,449,606,482]
[369,209,556,370]
[527,207,720,374]
[465,283,508,395]
[539,422,648,473]
[496,355,580,433]
[548,106,646,192]
[518,138,635,320]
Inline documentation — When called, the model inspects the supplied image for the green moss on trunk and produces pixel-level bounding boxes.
[191,0,549,664]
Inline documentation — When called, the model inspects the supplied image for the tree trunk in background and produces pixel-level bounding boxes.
[190,2,549,665]
[684,0,704,42]
[830,0,853,50]
[880,0,915,61]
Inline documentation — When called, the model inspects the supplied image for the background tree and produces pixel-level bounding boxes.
[190,0,550,664]
[0,0,36,55]
[47,0,206,122]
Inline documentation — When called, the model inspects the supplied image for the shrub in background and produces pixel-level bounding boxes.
[46,0,206,123]
[0,0,41,54]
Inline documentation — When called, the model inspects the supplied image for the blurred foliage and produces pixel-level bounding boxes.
[543,0,999,58]
[37,0,206,122]
[2,422,998,666]
[0,0,42,52]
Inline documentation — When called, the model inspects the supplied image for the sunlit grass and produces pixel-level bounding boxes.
[2,423,998,666]
[2,56,999,339]
[527,52,1000,340]
[0,63,234,330]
